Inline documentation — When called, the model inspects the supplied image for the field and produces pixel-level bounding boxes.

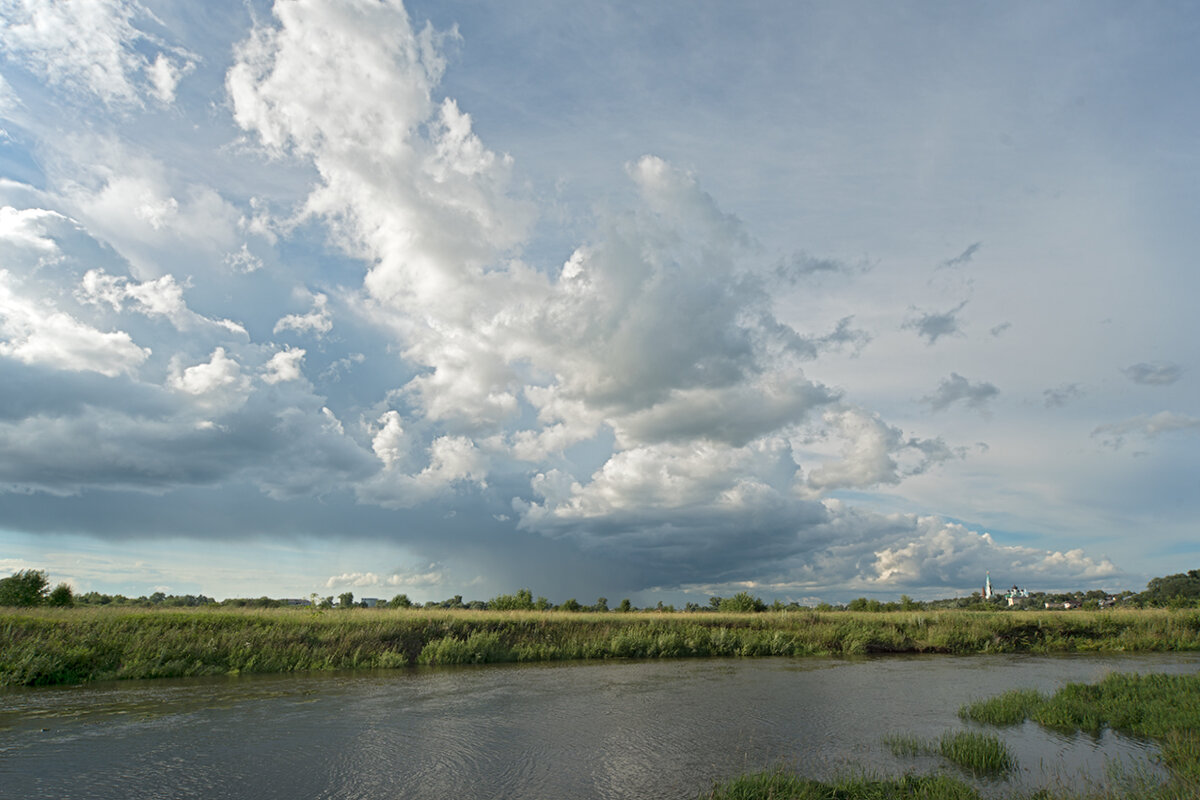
[4,605,1200,687]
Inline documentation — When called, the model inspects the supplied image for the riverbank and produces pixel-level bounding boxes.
[4,606,1200,687]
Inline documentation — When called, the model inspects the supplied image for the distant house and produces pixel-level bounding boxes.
[283,598,311,606]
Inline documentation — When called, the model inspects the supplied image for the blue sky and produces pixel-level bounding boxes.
[0,0,1196,604]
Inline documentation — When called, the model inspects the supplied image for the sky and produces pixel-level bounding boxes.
[0,0,1196,605]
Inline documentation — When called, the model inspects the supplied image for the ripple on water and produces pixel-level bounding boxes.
[1,653,1196,800]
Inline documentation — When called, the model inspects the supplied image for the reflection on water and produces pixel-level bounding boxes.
[2,653,1197,799]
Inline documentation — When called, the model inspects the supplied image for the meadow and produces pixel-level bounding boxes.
[4,605,1200,687]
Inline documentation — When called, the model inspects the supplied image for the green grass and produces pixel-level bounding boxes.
[4,606,1200,687]
[936,731,1015,777]
[958,688,1046,726]
[882,732,929,757]
[962,671,1200,793]
[882,731,1015,777]
[712,671,1200,800]
[702,770,983,800]
[960,672,1200,741]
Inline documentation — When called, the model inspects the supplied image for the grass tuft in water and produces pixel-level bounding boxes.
[936,731,1016,777]
[883,732,932,757]
[958,688,1046,726]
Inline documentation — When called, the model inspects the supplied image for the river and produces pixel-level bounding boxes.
[2,653,1198,799]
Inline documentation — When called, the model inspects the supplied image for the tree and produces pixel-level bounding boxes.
[338,591,354,608]
[617,598,633,613]
[47,583,75,607]
[0,570,50,606]
[592,597,609,612]
[389,593,412,609]
[1139,570,1200,607]
[719,591,766,613]
[559,598,582,612]
[490,588,535,611]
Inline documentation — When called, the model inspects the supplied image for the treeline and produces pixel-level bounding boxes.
[305,588,771,613]
[5,569,1200,612]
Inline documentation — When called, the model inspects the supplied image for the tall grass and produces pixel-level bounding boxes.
[4,606,1200,687]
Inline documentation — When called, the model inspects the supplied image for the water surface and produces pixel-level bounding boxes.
[2,653,1197,799]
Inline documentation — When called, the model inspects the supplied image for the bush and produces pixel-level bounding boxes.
[47,583,75,607]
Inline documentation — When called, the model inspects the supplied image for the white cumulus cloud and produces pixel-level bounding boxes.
[0,269,149,376]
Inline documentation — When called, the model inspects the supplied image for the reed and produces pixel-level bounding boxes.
[4,606,1200,687]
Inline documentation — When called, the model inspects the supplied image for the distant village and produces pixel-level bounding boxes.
[8,568,1198,612]
[980,571,1123,610]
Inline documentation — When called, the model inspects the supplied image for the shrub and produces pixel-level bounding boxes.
[47,583,75,607]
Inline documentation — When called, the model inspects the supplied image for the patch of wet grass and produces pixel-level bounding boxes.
[882,732,929,757]
[714,671,1200,799]
[702,770,983,799]
[937,731,1015,777]
[959,688,1046,726]
[883,731,1015,777]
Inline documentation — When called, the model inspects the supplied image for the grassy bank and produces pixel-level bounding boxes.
[707,671,1200,800]
[3,606,1200,687]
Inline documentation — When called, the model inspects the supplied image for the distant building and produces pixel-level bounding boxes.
[983,572,994,599]
[362,597,382,608]
[1005,586,1030,607]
